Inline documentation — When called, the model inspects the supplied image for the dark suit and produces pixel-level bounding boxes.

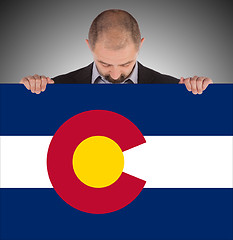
[53,62,179,84]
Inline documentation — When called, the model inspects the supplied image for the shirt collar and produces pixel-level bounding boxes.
[91,61,138,84]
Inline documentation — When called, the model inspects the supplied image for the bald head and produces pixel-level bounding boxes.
[88,9,141,51]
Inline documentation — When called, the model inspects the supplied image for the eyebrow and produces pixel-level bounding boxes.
[97,60,134,66]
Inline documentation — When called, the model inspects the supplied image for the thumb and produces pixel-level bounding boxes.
[47,77,55,84]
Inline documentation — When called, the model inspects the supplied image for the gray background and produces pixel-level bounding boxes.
[1,0,232,83]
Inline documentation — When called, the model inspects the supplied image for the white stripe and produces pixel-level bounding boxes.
[1,136,232,188]
[124,136,233,188]
[1,136,53,188]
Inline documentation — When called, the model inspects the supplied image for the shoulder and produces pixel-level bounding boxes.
[52,63,93,84]
[138,62,179,84]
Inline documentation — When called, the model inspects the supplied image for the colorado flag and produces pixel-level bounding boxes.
[0,84,232,240]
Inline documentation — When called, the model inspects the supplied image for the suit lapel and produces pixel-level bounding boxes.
[138,62,152,84]
[75,62,93,84]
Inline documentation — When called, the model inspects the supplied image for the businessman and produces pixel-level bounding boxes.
[20,9,213,94]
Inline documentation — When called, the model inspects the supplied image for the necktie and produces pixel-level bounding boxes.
[124,79,134,84]
[94,76,103,84]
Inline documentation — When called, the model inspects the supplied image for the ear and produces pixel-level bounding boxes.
[85,39,91,49]
[140,38,145,48]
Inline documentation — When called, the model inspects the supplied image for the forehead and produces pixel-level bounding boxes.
[92,41,138,65]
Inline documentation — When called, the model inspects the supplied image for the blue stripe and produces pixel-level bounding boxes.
[0,188,232,240]
[0,84,232,136]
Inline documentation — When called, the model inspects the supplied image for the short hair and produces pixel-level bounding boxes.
[88,9,141,50]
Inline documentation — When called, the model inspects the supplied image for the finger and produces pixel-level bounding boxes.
[27,75,36,93]
[190,76,198,95]
[41,75,48,92]
[203,78,213,91]
[20,77,31,90]
[196,77,205,95]
[47,77,54,84]
[183,78,192,91]
[34,74,42,94]
[179,77,184,84]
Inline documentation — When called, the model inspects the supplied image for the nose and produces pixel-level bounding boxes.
[110,67,121,80]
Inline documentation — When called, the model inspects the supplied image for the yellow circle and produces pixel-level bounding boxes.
[72,136,124,188]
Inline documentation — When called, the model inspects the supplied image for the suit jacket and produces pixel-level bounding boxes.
[53,62,179,84]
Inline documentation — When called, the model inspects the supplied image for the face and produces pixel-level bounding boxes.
[86,38,144,83]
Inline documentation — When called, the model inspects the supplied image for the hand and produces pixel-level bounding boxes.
[20,74,54,94]
[179,76,213,95]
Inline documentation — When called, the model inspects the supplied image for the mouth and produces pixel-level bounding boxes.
[104,75,126,84]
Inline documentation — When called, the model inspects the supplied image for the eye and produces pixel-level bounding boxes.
[102,63,110,67]
[121,64,130,67]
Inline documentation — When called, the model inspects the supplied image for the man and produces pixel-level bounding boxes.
[20,9,213,94]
